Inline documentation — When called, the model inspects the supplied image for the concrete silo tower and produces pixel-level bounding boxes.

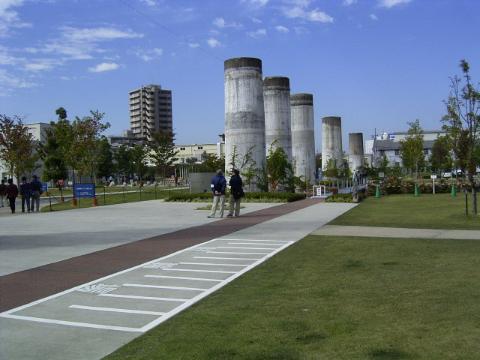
[349,132,364,171]
[291,93,316,185]
[321,116,343,171]
[224,57,266,188]
[263,76,292,161]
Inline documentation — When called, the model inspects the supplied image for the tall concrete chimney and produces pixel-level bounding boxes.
[322,116,343,171]
[349,132,364,171]
[264,76,292,161]
[224,57,265,188]
[291,93,316,185]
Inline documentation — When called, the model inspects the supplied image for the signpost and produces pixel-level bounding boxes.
[430,174,437,194]
[73,183,96,207]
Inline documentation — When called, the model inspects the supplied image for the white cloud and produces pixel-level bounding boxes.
[0,46,21,65]
[24,59,60,72]
[0,0,31,37]
[206,38,221,48]
[135,47,163,62]
[251,17,262,24]
[343,0,357,5]
[188,42,200,48]
[0,69,36,95]
[88,62,120,73]
[282,1,333,23]
[213,17,242,29]
[378,0,412,8]
[241,0,269,8]
[29,26,143,61]
[247,28,267,39]
[275,25,289,33]
[370,13,378,20]
[139,0,156,6]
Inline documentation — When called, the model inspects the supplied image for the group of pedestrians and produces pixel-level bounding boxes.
[0,175,43,214]
[208,169,245,218]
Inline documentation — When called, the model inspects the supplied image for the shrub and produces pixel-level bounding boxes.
[165,192,306,203]
[326,193,353,203]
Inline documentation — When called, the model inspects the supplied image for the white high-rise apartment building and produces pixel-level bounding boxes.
[129,84,172,141]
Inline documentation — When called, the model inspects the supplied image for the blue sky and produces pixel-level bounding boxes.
[0,0,479,150]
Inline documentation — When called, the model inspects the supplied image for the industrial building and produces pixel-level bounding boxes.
[365,130,445,167]
[129,84,172,141]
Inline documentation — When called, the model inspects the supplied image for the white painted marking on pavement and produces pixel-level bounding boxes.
[180,262,248,267]
[228,243,281,247]
[193,256,260,261]
[139,240,295,332]
[123,283,206,291]
[144,275,222,282]
[206,251,267,255]
[219,238,289,243]
[162,268,236,274]
[69,305,164,316]
[217,246,276,250]
[1,313,143,333]
[99,294,188,302]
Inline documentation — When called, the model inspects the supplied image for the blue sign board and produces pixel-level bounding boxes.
[73,183,95,198]
[41,182,48,193]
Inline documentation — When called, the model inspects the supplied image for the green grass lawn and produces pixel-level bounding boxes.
[105,235,480,359]
[41,188,187,212]
[331,193,480,230]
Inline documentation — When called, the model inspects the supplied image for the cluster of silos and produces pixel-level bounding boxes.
[224,57,317,189]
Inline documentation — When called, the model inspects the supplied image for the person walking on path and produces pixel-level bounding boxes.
[30,175,42,212]
[208,169,226,218]
[19,176,32,213]
[6,179,18,214]
[227,169,244,217]
[0,179,6,208]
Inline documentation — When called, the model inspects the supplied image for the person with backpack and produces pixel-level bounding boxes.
[30,175,43,212]
[19,176,32,213]
[227,169,244,217]
[208,169,226,218]
[5,178,18,214]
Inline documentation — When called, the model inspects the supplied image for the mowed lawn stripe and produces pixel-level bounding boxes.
[331,193,480,230]
[105,235,480,359]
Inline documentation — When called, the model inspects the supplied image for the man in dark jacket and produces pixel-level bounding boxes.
[6,178,18,214]
[19,176,32,213]
[0,178,6,207]
[227,169,244,217]
[30,175,43,212]
[208,169,226,218]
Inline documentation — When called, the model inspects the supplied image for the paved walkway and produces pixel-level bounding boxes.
[313,225,480,240]
[0,200,355,360]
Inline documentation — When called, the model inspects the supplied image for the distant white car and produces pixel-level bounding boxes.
[442,172,452,178]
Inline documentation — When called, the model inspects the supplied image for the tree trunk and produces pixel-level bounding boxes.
[469,174,477,215]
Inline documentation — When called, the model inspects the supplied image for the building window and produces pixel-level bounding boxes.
[198,146,203,150]
[394,149,400,155]
[424,149,429,155]
[180,147,185,150]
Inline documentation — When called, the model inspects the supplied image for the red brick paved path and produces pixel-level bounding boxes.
[0,199,321,312]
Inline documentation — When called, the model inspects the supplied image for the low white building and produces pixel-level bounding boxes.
[365,130,445,167]
[174,135,225,164]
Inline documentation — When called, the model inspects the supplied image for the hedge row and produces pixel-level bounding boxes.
[368,177,462,196]
[165,192,306,203]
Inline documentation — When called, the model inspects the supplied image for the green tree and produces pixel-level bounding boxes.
[265,144,293,192]
[70,111,110,182]
[96,137,114,179]
[148,131,179,179]
[198,152,225,172]
[130,144,148,180]
[39,126,68,182]
[114,145,132,178]
[430,136,452,172]
[400,119,424,177]
[443,60,480,213]
[0,115,38,182]
[324,158,339,178]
